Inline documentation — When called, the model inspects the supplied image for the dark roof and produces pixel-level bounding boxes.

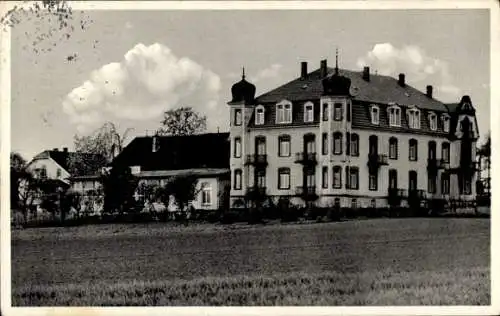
[255,67,448,111]
[445,103,460,113]
[112,133,230,171]
[32,150,107,177]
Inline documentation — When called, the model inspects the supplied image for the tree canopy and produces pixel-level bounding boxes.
[158,107,207,136]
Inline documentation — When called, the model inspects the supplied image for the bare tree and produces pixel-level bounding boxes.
[158,107,207,136]
[73,122,134,163]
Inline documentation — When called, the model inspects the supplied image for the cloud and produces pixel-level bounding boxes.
[248,63,283,83]
[357,43,461,101]
[63,43,222,133]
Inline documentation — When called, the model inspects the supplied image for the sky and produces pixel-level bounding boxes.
[9,7,491,161]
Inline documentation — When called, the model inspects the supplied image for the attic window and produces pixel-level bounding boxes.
[255,105,265,125]
[388,105,401,127]
[428,112,437,131]
[304,102,314,122]
[276,100,292,124]
[407,108,420,129]
[441,114,450,132]
[370,105,379,125]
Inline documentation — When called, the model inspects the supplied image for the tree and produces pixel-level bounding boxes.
[158,107,207,136]
[10,152,28,210]
[101,166,139,215]
[73,122,134,163]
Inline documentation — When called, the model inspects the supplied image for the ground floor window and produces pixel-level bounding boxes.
[441,174,450,195]
[201,183,212,205]
[278,168,290,189]
[351,198,357,209]
[322,167,328,188]
[333,166,342,189]
[428,175,437,194]
[369,172,377,191]
[348,167,359,190]
[234,169,242,190]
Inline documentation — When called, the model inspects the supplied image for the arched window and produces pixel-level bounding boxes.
[348,166,359,190]
[441,114,450,132]
[428,141,436,160]
[388,104,401,127]
[407,107,421,129]
[234,169,242,190]
[441,142,450,163]
[234,137,241,158]
[371,105,379,125]
[409,170,418,191]
[332,166,342,189]
[428,112,437,131]
[441,173,450,195]
[255,105,265,125]
[350,133,359,156]
[322,166,328,188]
[389,169,398,189]
[255,136,266,155]
[303,101,314,122]
[389,137,398,159]
[333,132,343,155]
[278,135,291,157]
[276,100,292,124]
[304,133,316,153]
[278,168,290,189]
[369,135,378,155]
[409,138,418,161]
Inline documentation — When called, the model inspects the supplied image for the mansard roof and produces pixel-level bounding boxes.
[255,67,449,112]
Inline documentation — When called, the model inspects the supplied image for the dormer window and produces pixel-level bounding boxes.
[304,102,314,122]
[255,105,265,125]
[441,114,450,132]
[388,104,401,127]
[428,112,437,131]
[407,107,420,129]
[370,105,379,125]
[276,100,292,124]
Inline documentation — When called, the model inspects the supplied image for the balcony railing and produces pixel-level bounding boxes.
[245,186,267,197]
[367,153,389,167]
[408,189,426,200]
[245,154,268,167]
[294,152,318,165]
[296,186,318,200]
[388,188,407,198]
[427,158,449,172]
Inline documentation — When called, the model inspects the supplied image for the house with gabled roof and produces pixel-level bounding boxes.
[111,132,231,211]
[228,56,480,212]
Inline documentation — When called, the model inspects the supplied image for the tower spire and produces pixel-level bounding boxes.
[242,67,245,80]
[335,47,339,75]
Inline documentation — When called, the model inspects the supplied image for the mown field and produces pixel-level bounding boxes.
[11,218,490,306]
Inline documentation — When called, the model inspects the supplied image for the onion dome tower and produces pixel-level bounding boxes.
[229,68,256,105]
[322,49,352,96]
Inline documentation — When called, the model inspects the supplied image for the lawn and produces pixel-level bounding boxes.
[11,218,490,306]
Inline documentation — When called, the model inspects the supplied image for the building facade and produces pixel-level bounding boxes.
[228,59,480,211]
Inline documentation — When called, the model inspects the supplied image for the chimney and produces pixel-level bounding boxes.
[426,85,433,98]
[320,59,327,78]
[300,61,308,80]
[362,66,370,81]
[63,147,68,152]
[398,73,405,87]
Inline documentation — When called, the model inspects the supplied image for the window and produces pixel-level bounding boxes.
[234,137,241,158]
[255,106,265,125]
[322,167,328,188]
[389,169,398,189]
[234,109,242,126]
[333,132,343,155]
[234,169,242,190]
[441,173,450,195]
[369,172,378,191]
[278,168,290,189]
[351,199,358,209]
[350,133,359,156]
[370,199,376,208]
[442,114,450,132]
[40,166,47,179]
[256,136,266,155]
[278,135,290,157]
[201,183,212,205]
[333,166,342,189]
[428,175,436,194]
[409,139,418,161]
[441,142,450,163]
[369,135,378,155]
[389,137,398,159]
[428,141,436,160]
[409,171,418,191]
[304,134,316,153]
[371,105,379,125]
[276,100,293,124]
[334,198,341,209]
[256,170,266,188]
[388,105,401,126]
[305,169,315,187]
[429,112,437,131]
[333,103,343,121]
[322,103,329,121]
[407,108,421,129]
[322,133,328,155]
[348,167,359,190]
[463,175,472,195]
[56,168,62,178]
[304,102,314,122]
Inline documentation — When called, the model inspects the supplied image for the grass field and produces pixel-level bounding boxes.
[11,218,490,306]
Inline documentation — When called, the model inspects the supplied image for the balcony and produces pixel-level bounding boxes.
[408,189,426,200]
[387,188,406,207]
[367,153,388,172]
[296,186,318,200]
[245,154,268,167]
[245,186,267,200]
[427,158,449,173]
[294,152,318,166]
